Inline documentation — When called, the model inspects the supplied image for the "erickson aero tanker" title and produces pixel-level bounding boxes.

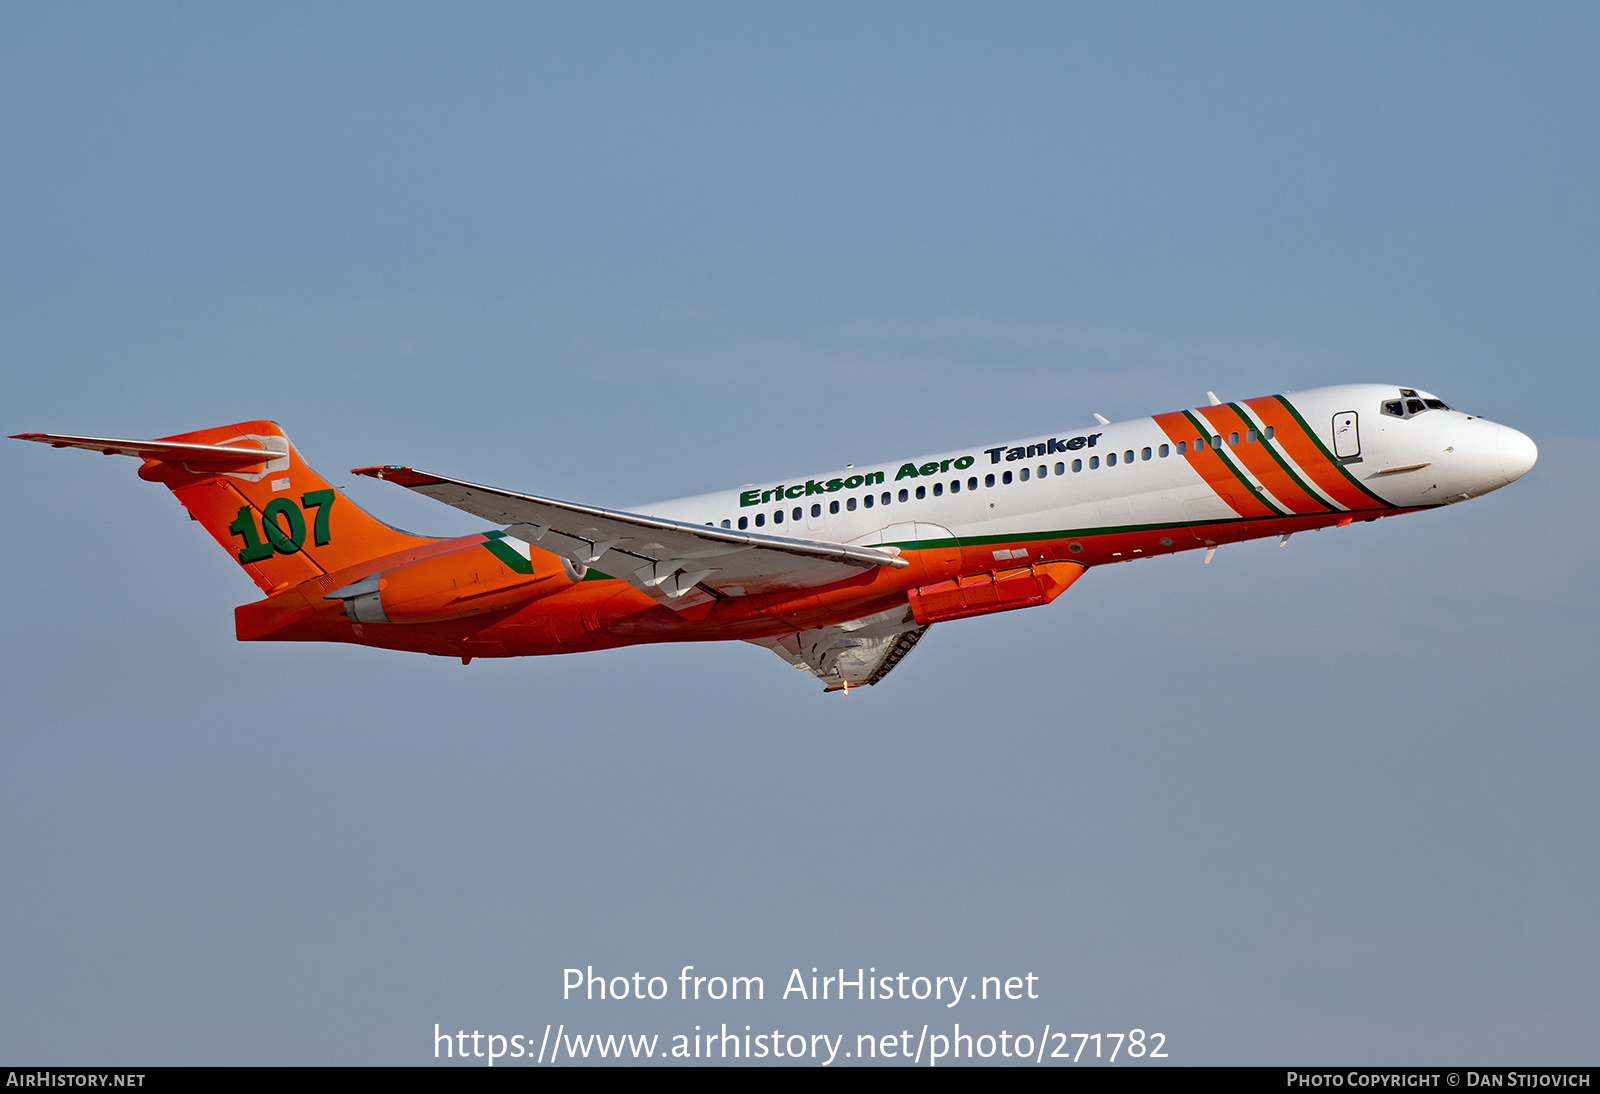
[737,432,1106,507]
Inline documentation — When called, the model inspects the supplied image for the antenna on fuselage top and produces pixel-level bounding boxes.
[1093,413,1109,426]
[1207,391,1222,406]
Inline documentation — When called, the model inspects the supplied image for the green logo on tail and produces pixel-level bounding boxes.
[229,490,334,562]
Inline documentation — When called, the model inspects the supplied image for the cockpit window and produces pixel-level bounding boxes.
[1383,390,1452,419]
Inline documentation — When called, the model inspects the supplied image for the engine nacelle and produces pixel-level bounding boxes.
[329,534,576,624]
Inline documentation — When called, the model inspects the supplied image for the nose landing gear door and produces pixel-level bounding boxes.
[1332,412,1361,463]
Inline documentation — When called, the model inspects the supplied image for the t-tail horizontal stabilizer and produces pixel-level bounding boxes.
[11,432,285,467]
[14,423,436,595]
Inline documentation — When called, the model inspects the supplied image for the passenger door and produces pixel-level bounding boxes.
[1332,412,1361,461]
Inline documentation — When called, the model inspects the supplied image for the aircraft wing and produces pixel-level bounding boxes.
[351,465,908,610]
[746,605,931,692]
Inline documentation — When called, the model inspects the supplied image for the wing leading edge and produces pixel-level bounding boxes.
[352,464,908,610]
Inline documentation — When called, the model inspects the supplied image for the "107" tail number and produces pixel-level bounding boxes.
[229,490,335,562]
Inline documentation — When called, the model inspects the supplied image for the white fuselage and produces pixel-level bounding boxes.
[647,384,1537,555]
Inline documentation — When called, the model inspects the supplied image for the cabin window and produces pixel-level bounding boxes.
[738,516,748,529]
[792,507,802,521]
[1246,429,1256,442]
[1159,444,1170,457]
[1054,462,1065,475]
[968,476,978,490]
[1107,452,1117,466]
[1038,465,1048,478]
[1002,470,1013,484]
[985,474,995,488]
[932,482,943,497]
[863,494,873,509]
[1089,456,1100,469]
[1211,435,1221,448]
[1228,432,1239,446]
[898,489,909,502]
[1072,459,1082,472]
[1194,437,1205,450]
[1141,447,1151,461]
[721,519,730,528]
[1124,450,1134,463]
[1265,426,1274,439]
[884,491,893,505]
[1019,467,1030,481]
[1177,440,1188,454]
[755,513,765,527]
[773,510,783,524]
[950,479,960,493]
[916,485,926,500]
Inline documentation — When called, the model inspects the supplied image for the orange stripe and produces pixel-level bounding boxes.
[1152,411,1279,519]
[1241,397,1386,511]
[1194,405,1333,515]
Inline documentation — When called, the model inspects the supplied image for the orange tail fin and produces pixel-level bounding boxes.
[128,420,436,594]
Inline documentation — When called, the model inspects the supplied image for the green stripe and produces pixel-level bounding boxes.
[483,529,612,578]
[556,511,1444,585]
[1181,410,1291,517]
[883,505,1438,555]
[889,515,1274,553]
[1272,396,1390,508]
[481,531,535,574]
[1228,402,1337,513]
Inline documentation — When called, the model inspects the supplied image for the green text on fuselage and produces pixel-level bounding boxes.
[738,455,980,508]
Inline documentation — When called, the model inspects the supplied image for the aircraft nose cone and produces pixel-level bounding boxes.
[1498,426,1538,483]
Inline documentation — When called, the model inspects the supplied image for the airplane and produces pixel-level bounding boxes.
[13,383,1536,692]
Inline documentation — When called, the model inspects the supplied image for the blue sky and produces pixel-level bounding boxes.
[2,3,1596,1064]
